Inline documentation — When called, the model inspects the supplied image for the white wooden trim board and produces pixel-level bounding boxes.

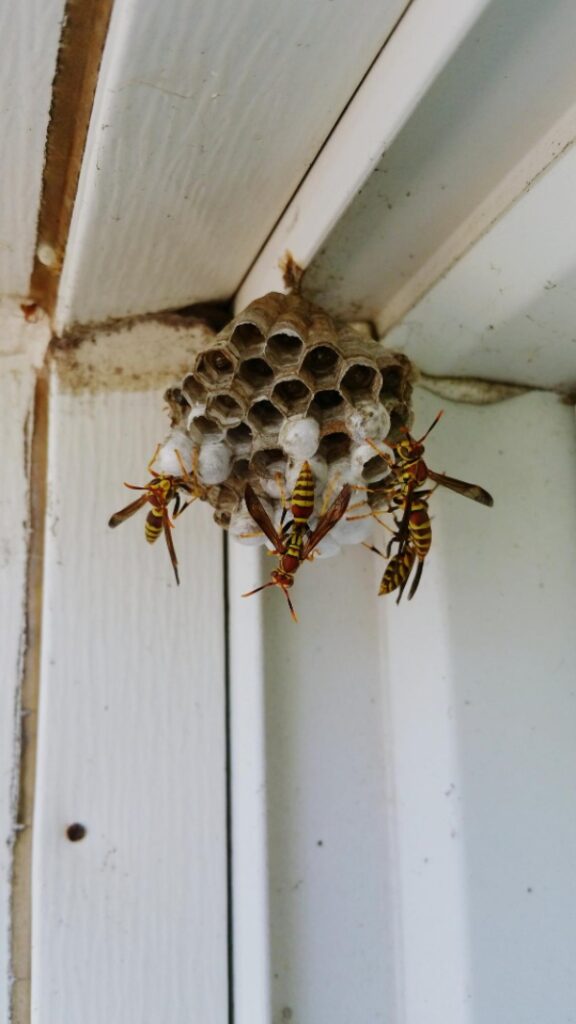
[55,0,410,328]
[30,347,228,1022]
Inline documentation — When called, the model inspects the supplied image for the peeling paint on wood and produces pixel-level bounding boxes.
[30,0,115,314]
[0,0,67,297]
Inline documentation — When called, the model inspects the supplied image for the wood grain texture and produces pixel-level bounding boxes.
[30,361,228,1021]
[55,0,409,327]
[0,0,66,297]
[228,388,576,1022]
[0,356,37,1024]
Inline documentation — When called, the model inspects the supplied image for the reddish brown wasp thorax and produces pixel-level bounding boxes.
[243,463,352,622]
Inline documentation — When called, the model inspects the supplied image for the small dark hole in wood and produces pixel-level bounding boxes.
[66,823,87,842]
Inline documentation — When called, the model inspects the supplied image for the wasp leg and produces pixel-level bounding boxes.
[363,542,386,559]
[146,443,163,477]
[162,512,180,585]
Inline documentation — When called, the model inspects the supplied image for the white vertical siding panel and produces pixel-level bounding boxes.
[379,388,576,1021]
[228,545,271,1024]
[31,375,228,1023]
[0,0,66,295]
[0,358,36,1023]
[230,386,576,1021]
[230,544,399,1022]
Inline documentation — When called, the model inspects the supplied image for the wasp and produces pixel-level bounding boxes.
[372,410,494,508]
[366,488,434,602]
[242,460,352,621]
[108,445,205,584]
[365,410,493,566]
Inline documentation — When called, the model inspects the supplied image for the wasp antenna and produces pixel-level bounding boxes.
[284,589,298,623]
[242,581,276,598]
[417,409,444,444]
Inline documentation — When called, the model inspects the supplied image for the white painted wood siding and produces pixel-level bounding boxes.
[0,0,66,297]
[2,0,576,1017]
[229,387,576,1023]
[56,0,410,328]
[30,328,228,1023]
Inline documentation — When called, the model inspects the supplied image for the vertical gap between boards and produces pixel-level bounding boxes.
[223,531,235,1024]
[10,369,50,1024]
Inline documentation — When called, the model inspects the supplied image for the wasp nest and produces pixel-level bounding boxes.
[161,291,413,552]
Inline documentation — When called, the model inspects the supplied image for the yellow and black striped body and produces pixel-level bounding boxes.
[389,489,432,559]
[379,546,416,597]
[144,477,175,544]
[144,506,164,543]
[277,462,316,574]
[406,494,432,560]
[289,461,315,527]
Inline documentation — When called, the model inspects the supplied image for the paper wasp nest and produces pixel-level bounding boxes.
[163,291,413,550]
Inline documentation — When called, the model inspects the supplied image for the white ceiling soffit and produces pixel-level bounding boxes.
[0,0,67,297]
[384,140,576,392]
[55,0,410,330]
[241,1,576,373]
[236,0,491,310]
[300,0,576,332]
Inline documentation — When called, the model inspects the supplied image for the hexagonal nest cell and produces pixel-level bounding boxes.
[164,290,414,529]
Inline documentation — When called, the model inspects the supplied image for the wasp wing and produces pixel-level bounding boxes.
[302,484,352,558]
[108,493,149,528]
[244,484,285,553]
[407,557,424,601]
[428,470,493,507]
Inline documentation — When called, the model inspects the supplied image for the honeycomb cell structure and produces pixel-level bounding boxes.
[163,291,414,549]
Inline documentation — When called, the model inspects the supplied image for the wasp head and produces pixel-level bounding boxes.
[271,569,295,589]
